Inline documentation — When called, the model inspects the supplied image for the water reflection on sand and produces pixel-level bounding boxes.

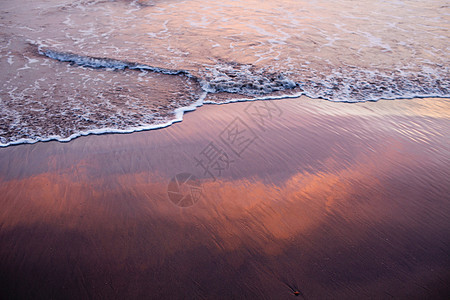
[0,97,449,298]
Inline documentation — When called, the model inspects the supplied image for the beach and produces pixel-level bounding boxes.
[1,0,449,298]
[1,96,449,298]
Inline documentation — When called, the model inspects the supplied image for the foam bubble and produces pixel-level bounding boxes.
[199,62,298,95]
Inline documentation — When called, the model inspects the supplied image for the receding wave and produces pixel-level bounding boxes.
[1,47,448,147]
[2,0,449,147]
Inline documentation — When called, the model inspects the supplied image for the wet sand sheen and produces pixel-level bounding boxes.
[0,97,449,299]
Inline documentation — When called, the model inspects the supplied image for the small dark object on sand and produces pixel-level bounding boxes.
[283,281,304,297]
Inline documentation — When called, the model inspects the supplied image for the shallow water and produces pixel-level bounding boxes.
[0,97,449,298]
[1,0,449,145]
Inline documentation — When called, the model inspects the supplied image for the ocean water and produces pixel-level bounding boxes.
[0,0,449,145]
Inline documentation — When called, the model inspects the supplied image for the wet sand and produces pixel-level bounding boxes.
[0,96,449,299]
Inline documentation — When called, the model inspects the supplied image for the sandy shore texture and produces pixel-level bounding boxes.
[0,97,449,299]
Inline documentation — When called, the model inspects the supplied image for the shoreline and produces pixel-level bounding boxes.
[1,94,449,148]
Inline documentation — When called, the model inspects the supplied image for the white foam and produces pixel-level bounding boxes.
[2,36,448,147]
[0,92,208,147]
[199,62,297,95]
[0,91,302,147]
[5,81,449,148]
